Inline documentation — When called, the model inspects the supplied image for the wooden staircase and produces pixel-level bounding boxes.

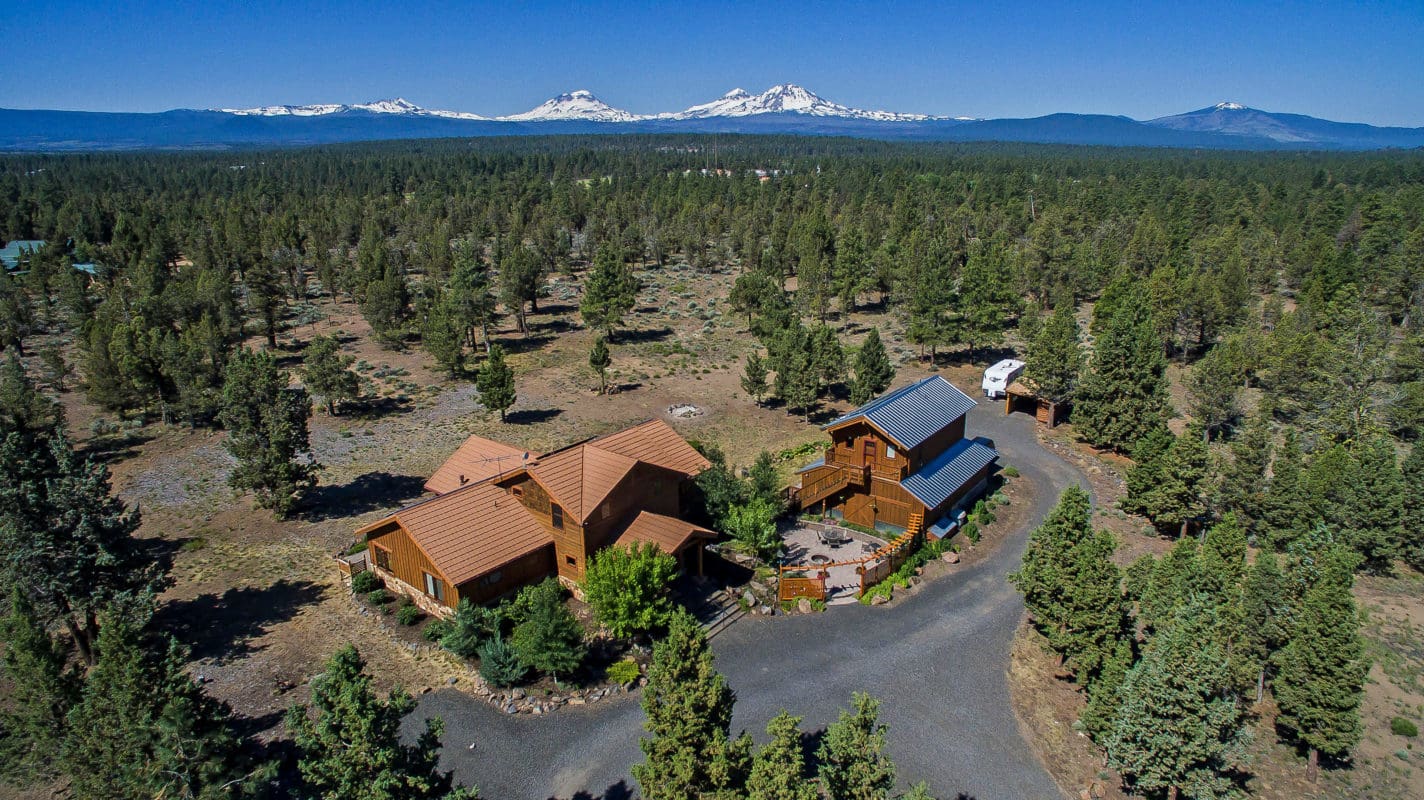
[907,511,924,537]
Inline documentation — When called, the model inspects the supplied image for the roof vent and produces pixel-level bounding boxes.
[459,474,468,485]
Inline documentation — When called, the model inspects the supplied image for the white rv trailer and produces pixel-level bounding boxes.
[981,358,1025,399]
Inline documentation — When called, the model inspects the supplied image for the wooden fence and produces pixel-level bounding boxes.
[776,524,923,603]
[778,573,828,602]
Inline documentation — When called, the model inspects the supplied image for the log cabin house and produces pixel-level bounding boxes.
[792,376,1000,538]
[351,419,713,617]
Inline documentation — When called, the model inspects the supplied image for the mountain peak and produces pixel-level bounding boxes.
[1215,101,1247,111]
[499,90,638,122]
[666,83,930,121]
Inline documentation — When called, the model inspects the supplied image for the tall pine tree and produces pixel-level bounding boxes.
[1073,290,1171,452]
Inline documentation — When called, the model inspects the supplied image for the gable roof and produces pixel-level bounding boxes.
[613,511,715,554]
[376,482,553,586]
[899,436,999,509]
[425,435,537,495]
[825,376,977,449]
[591,419,712,476]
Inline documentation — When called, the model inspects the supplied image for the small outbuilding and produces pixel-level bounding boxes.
[1005,380,1065,427]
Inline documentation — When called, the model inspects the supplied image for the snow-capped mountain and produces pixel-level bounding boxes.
[497,90,639,122]
[664,84,931,121]
[219,98,487,120]
[1145,102,1424,148]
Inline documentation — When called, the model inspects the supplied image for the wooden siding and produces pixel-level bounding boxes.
[583,463,682,552]
[455,544,556,606]
[367,522,457,609]
[504,473,587,583]
[906,416,965,472]
[827,421,908,479]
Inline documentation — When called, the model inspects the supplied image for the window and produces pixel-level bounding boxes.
[511,485,524,498]
[372,546,390,570]
[551,503,564,529]
[565,555,577,567]
[886,444,897,460]
[422,571,445,602]
[601,504,611,520]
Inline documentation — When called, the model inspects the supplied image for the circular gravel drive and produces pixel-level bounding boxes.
[413,401,1087,800]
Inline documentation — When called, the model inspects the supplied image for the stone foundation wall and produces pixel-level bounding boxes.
[372,565,454,619]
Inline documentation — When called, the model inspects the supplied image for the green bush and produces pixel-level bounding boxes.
[606,658,641,685]
[441,598,501,658]
[962,521,980,543]
[423,618,453,642]
[477,635,528,688]
[366,588,392,605]
[344,540,369,556]
[1002,465,1020,478]
[396,600,423,626]
[1392,717,1419,738]
[351,570,381,594]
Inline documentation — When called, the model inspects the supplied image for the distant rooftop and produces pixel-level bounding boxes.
[1,240,45,271]
[824,376,977,449]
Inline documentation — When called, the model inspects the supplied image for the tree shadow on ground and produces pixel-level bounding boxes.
[562,780,633,800]
[79,430,155,465]
[501,333,555,354]
[505,408,563,425]
[156,579,326,662]
[612,326,673,345]
[346,395,414,421]
[540,317,580,335]
[303,471,427,522]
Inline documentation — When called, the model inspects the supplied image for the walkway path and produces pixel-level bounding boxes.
[412,399,1088,800]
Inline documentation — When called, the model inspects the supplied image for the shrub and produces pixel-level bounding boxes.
[606,658,641,685]
[344,540,369,556]
[423,618,453,642]
[583,542,679,638]
[396,600,422,626]
[366,588,392,605]
[962,521,980,543]
[441,598,500,658]
[477,635,528,688]
[1392,717,1419,738]
[1002,465,1020,478]
[351,570,382,594]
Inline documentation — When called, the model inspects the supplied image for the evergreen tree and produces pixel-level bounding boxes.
[741,350,769,406]
[421,292,467,375]
[1073,291,1171,452]
[1104,601,1249,800]
[498,244,544,333]
[589,334,612,394]
[243,255,286,348]
[1024,300,1083,405]
[220,348,320,518]
[582,542,678,639]
[361,260,410,346]
[1346,433,1404,571]
[746,712,816,800]
[1060,529,1129,681]
[1402,445,1424,573]
[1273,546,1369,781]
[449,240,498,352]
[508,580,585,683]
[634,611,746,800]
[0,591,81,784]
[1081,633,1134,742]
[302,334,360,415]
[958,241,1019,360]
[1216,407,1272,533]
[1241,551,1288,701]
[286,645,476,800]
[817,692,897,800]
[475,344,516,421]
[747,450,782,510]
[580,242,641,336]
[65,621,267,800]
[1261,431,1312,550]
[1125,427,1210,537]
[1186,346,1242,441]
[1135,538,1201,634]
[849,327,895,406]
[729,270,782,328]
[723,498,782,564]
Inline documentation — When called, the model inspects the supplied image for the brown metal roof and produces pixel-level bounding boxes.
[527,444,638,523]
[591,419,711,476]
[425,435,538,495]
[389,482,552,585]
[613,510,715,554]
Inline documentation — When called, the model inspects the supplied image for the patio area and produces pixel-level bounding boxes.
[780,522,888,604]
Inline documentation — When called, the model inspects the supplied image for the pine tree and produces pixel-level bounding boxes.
[817,692,896,800]
[1104,601,1249,800]
[1024,300,1083,405]
[741,350,769,406]
[1010,487,1096,663]
[1186,346,1242,441]
[498,244,544,333]
[1073,291,1171,453]
[1216,407,1272,533]
[1060,529,1128,681]
[1402,445,1424,573]
[634,611,745,800]
[1241,551,1288,702]
[508,581,585,684]
[220,348,320,518]
[1135,538,1200,634]
[302,334,360,415]
[65,621,267,800]
[449,240,498,352]
[475,344,516,421]
[747,450,782,510]
[1273,546,1368,781]
[0,591,81,784]
[849,327,895,406]
[581,243,640,337]
[421,292,467,375]
[589,335,612,394]
[1261,431,1312,550]
[361,260,410,346]
[1346,433,1404,571]
[746,712,816,800]
[1081,633,1134,742]
[287,645,476,800]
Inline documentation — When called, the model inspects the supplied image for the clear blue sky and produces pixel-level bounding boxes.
[3,0,1423,125]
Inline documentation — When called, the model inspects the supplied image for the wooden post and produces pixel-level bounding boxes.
[697,543,704,576]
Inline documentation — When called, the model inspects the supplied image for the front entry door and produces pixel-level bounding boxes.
[844,493,876,529]
[861,439,875,468]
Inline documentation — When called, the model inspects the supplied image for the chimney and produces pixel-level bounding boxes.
[459,474,468,485]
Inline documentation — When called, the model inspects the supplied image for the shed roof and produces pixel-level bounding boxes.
[612,511,714,554]
[425,435,537,495]
[825,376,977,449]
[382,482,553,585]
[899,436,999,509]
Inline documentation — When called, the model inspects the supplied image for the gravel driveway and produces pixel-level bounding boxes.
[412,399,1088,800]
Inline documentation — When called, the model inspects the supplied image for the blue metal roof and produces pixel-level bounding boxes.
[1,240,45,271]
[824,376,978,449]
[794,456,825,474]
[899,436,999,509]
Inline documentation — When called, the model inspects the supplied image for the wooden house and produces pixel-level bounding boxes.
[792,376,999,538]
[353,419,713,616]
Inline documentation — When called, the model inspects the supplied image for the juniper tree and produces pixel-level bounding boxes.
[1023,300,1084,405]
[0,591,81,784]
[287,645,476,800]
[589,334,612,394]
[220,347,320,518]
[581,243,640,337]
[634,611,749,800]
[1186,345,1242,441]
[729,270,781,328]
[747,450,783,511]
[1081,633,1134,742]
[498,243,544,333]
[1403,444,1424,573]
[475,343,515,421]
[449,239,498,352]
[1215,407,1272,533]
[741,350,769,405]
[1241,550,1288,701]
[1273,546,1369,782]
[361,259,410,346]
[508,581,585,684]
[421,292,467,375]
[302,334,360,415]
[1346,432,1404,571]
[1073,291,1171,452]
[817,692,897,800]
[849,327,895,405]
[1104,601,1249,800]
[746,712,817,800]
